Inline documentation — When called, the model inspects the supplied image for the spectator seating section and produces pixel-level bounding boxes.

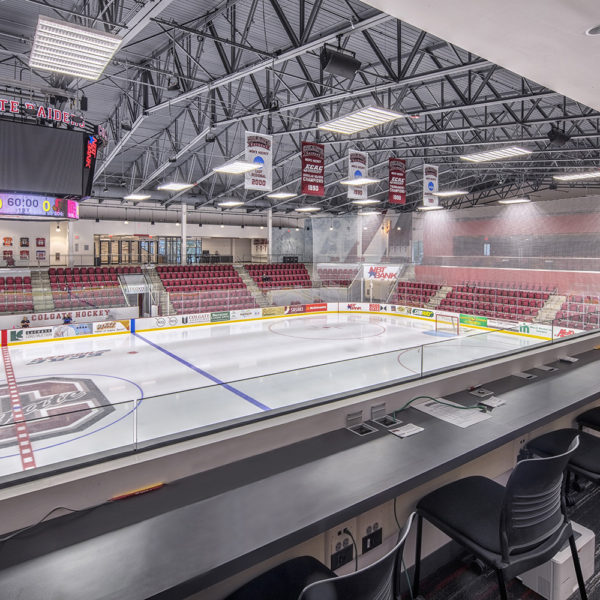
[245,263,311,290]
[439,284,550,322]
[391,281,440,307]
[458,280,556,293]
[317,266,359,287]
[555,294,600,331]
[157,265,257,314]
[0,274,33,314]
[48,266,132,310]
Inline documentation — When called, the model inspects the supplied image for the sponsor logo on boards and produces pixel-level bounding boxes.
[555,328,576,338]
[305,303,327,312]
[10,327,53,342]
[211,311,231,323]
[459,314,487,327]
[285,305,306,314]
[412,308,434,318]
[181,313,210,324]
[262,306,285,317]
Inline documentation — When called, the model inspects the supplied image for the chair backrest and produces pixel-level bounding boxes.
[298,513,415,600]
[500,432,578,561]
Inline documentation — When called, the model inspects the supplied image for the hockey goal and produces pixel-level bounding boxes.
[434,312,460,335]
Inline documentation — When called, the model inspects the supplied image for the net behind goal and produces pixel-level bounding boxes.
[434,313,460,335]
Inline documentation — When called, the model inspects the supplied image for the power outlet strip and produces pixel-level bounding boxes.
[327,522,356,571]
[362,528,383,553]
[330,544,354,570]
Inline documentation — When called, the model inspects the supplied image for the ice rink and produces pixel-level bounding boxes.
[0,312,544,477]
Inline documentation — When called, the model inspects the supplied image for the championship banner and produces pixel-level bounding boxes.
[388,158,406,204]
[348,150,368,200]
[301,141,325,196]
[423,164,438,206]
[245,132,272,191]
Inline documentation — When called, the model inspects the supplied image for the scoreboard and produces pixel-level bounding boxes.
[0,193,79,219]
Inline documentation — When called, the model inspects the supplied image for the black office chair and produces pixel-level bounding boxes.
[413,431,587,600]
[577,407,600,433]
[225,512,416,600]
[527,428,600,500]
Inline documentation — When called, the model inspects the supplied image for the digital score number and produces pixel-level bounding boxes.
[0,194,79,219]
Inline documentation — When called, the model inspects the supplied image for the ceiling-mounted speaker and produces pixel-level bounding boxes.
[547,126,571,147]
[320,45,361,80]
[80,95,88,111]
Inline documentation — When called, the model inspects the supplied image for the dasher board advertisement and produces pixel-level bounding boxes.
[245,132,273,191]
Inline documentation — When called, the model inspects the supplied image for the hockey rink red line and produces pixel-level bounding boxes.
[1,346,36,470]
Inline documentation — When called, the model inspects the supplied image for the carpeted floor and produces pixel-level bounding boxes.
[413,484,600,600]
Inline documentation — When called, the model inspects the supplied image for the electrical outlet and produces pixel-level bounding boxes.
[357,502,393,559]
[326,520,356,571]
[362,527,383,553]
[513,433,530,462]
[331,544,354,570]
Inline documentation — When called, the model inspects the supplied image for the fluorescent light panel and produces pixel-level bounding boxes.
[295,206,321,212]
[418,205,444,211]
[30,16,122,80]
[157,182,194,191]
[358,210,381,215]
[460,146,532,162]
[124,194,151,201]
[433,190,468,197]
[218,201,244,207]
[213,161,259,174]
[340,177,381,186]
[352,199,380,205]
[553,171,600,181]
[498,198,530,204]
[318,106,404,134]
[266,192,297,199]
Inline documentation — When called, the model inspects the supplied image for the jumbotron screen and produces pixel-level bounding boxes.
[0,193,78,219]
[0,120,97,197]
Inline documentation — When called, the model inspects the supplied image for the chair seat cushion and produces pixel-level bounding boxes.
[528,428,600,482]
[225,556,335,600]
[417,476,504,554]
[576,407,600,432]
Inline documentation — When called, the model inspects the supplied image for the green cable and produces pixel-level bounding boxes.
[392,395,485,418]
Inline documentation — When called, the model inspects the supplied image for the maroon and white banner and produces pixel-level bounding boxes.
[301,141,325,196]
[388,158,406,204]
[245,132,273,191]
[423,164,439,207]
[348,150,368,200]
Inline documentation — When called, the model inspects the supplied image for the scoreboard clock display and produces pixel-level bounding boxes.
[0,193,79,219]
